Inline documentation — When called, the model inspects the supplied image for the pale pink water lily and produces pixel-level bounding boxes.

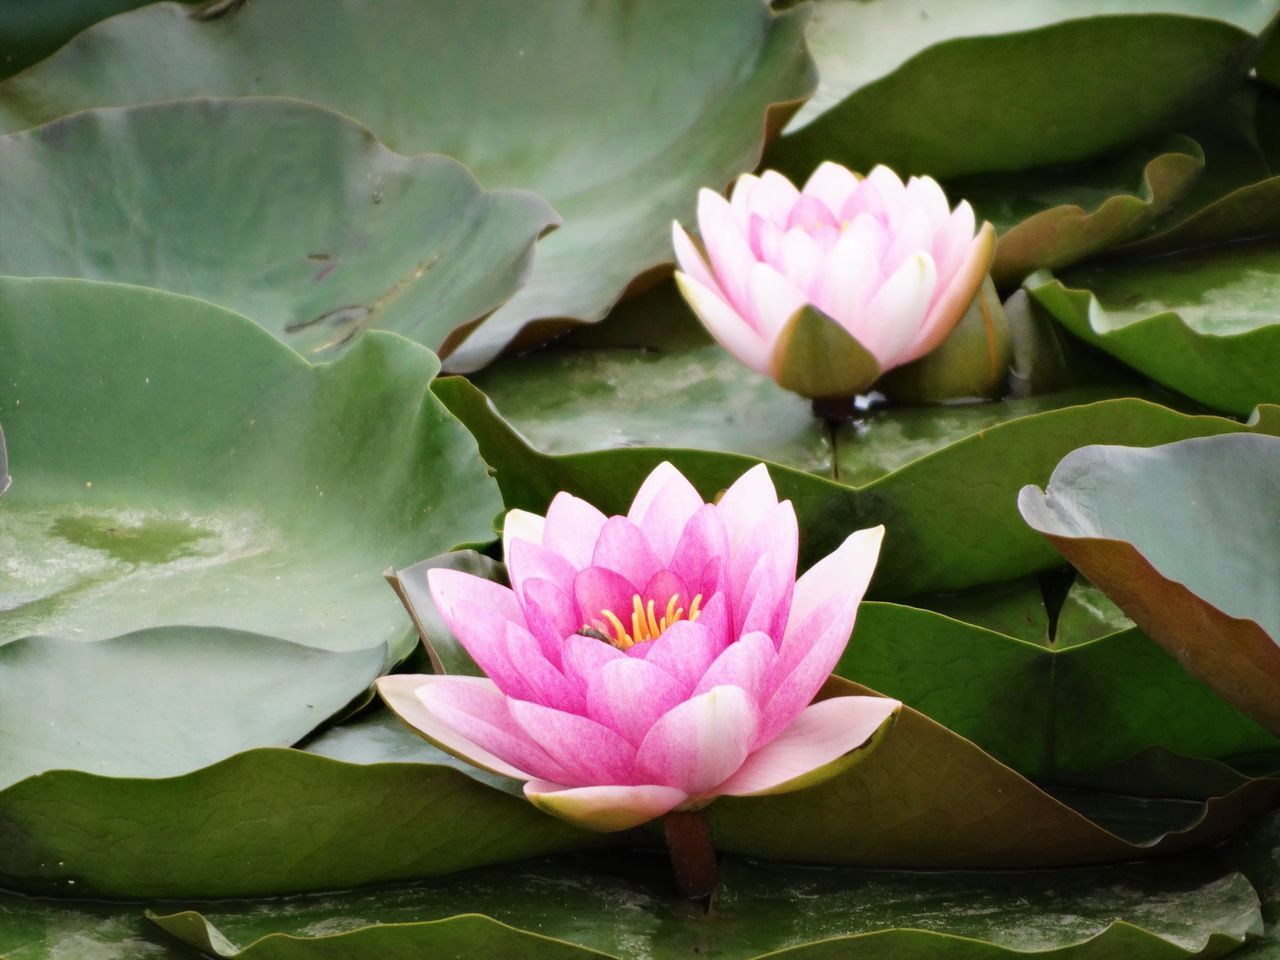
[378,462,899,833]
[672,162,995,400]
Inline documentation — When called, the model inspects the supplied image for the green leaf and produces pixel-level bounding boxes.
[769,305,882,401]
[0,0,816,370]
[839,602,1278,779]
[0,740,601,899]
[0,631,383,789]
[1020,433,1280,735]
[437,289,1253,595]
[955,135,1205,288]
[770,1,1273,180]
[1028,239,1280,416]
[712,677,1280,867]
[0,99,557,360]
[0,277,502,660]
[146,833,1265,960]
[0,0,183,80]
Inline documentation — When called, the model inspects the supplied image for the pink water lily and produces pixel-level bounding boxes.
[378,462,899,834]
[673,162,995,400]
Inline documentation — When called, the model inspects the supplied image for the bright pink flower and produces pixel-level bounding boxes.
[378,463,899,832]
[673,162,995,399]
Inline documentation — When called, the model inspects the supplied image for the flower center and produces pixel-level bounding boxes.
[581,593,703,650]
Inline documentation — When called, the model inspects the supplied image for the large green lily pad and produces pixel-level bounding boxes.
[0,631,383,789]
[1020,433,1280,735]
[0,0,179,80]
[147,853,1263,960]
[0,0,815,370]
[770,0,1274,179]
[440,292,1256,595]
[955,136,1205,288]
[1028,241,1280,415]
[840,602,1278,779]
[0,99,557,359]
[0,277,501,659]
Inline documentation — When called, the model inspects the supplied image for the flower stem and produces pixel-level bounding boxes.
[810,396,856,422]
[663,809,718,903]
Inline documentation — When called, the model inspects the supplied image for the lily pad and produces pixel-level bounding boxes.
[0,0,816,370]
[955,135,1205,288]
[0,277,501,659]
[1019,433,1280,735]
[770,0,1273,179]
[440,295,1257,595]
[0,0,177,80]
[0,739,602,899]
[0,631,383,789]
[1027,239,1280,415]
[840,602,1278,779]
[0,99,557,359]
[147,852,1263,960]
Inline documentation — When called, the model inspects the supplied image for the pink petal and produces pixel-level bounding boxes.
[759,590,863,745]
[574,566,640,631]
[694,631,777,701]
[640,619,723,691]
[502,621,582,713]
[787,526,883,652]
[427,569,534,699]
[747,212,782,262]
[542,492,608,570]
[882,206,934,275]
[591,517,663,592]
[520,578,577,669]
[507,537,578,603]
[735,555,783,639]
[932,201,978,286]
[752,170,801,227]
[772,227,824,296]
[636,686,759,796]
[904,219,995,363]
[375,674,563,783]
[715,463,779,556]
[560,632,625,689]
[587,656,689,745]
[524,781,687,832]
[627,462,706,566]
[728,501,798,627]
[729,173,760,231]
[717,695,900,796]
[864,164,907,208]
[810,230,882,331]
[641,569,691,612]
[855,252,937,369]
[509,698,639,786]
[697,188,755,317]
[501,509,545,567]
[786,194,839,233]
[674,271,770,374]
[905,175,951,231]
[671,220,718,292]
[667,504,730,600]
[801,161,862,216]
[746,262,807,339]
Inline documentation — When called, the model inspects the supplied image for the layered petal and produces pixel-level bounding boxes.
[637,685,758,796]
[718,695,900,797]
[627,461,705,565]
[542,492,608,570]
[674,271,770,374]
[524,781,687,832]
[509,698,638,787]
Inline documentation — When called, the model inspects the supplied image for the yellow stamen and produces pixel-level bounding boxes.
[583,592,705,651]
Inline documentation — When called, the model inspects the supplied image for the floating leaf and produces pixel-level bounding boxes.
[0,0,816,370]
[0,0,176,80]
[1020,433,1280,735]
[0,277,501,661]
[146,852,1264,960]
[840,602,1278,779]
[0,631,383,789]
[770,0,1273,179]
[439,292,1257,595]
[0,99,556,359]
[1027,241,1280,416]
[956,135,1205,288]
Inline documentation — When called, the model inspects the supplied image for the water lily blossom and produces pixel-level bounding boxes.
[378,463,899,839]
[672,162,995,400]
